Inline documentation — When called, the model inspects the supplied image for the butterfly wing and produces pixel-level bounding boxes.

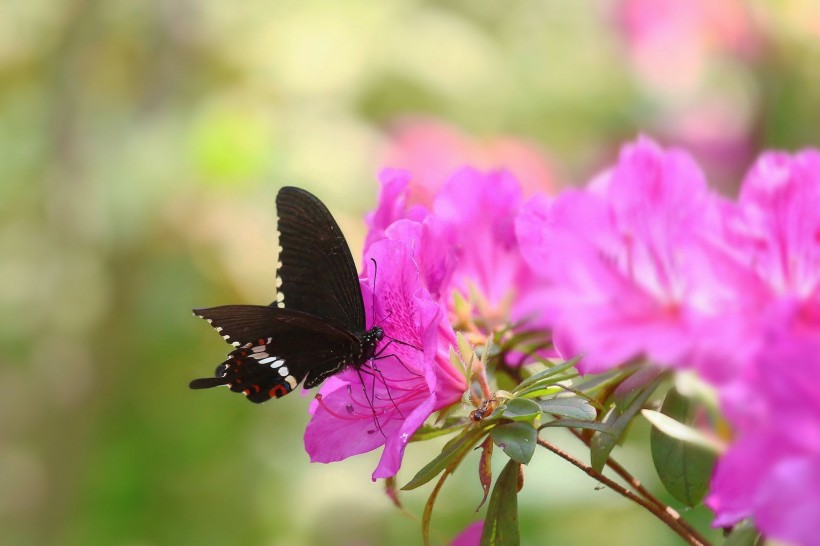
[274,187,366,333]
[190,305,358,403]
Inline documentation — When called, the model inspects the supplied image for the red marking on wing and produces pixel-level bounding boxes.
[269,384,289,398]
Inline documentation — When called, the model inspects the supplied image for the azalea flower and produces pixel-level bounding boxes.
[368,167,543,335]
[707,331,820,546]
[516,136,736,374]
[381,117,557,200]
[451,520,484,546]
[615,0,761,92]
[692,150,820,383]
[721,150,820,332]
[304,239,465,480]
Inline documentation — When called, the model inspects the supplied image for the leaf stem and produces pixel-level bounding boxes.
[565,428,710,545]
[536,436,712,546]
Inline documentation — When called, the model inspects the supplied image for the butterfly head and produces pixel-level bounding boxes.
[360,326,384,357]
[366,326,384,343]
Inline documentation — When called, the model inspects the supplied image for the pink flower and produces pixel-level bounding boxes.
[615,0,761,91]
[707,331,820,546]
[432,168,543,326]
[723,150,820,331]
[368,167,543,335]
[690,150,820,381]
[304,239,465,480]
[516,136,735,374]
[381,117,558,199]
[364,168,434,253]
[451,520,484,546]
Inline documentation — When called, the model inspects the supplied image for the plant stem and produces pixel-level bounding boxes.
[536,437,712,546]
[566,429,710,544]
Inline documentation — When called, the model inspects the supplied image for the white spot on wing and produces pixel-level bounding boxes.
[278,366,289,377]
[260,357,284,367]
[252,345,266,353]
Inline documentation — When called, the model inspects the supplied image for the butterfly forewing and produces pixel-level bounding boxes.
[275,187,366,332]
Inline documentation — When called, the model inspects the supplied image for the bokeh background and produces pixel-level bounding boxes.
[2,1,819,545]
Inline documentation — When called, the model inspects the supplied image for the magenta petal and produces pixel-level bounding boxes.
[372,389,437,479]
[755,456,820,546]
[516,136,742,374]
[305,374,400,464]
[304,239,464,478]
[451,520,484,546]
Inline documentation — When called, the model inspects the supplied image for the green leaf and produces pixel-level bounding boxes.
[641,410,723,453]
[649,388,717,506]
[590,374,663,472]
[571,366,638,395]
[403,426,487,490]
[540,419,614,434]
[538,397,597,420]
[456,332,475,373]
[514,356,581,394]
[723,520,762,546]
[490,422,537,465]
[480,459,521,546]
[422,468,450,546]
[614,367,664,411]
[412,417,472,441]
[514,379,577,399]
[500,397,542,423]
[476,436,493,511]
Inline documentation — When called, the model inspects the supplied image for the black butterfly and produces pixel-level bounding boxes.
[190,186,384,403]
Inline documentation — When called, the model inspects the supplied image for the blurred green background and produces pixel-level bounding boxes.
[2,1,819,545]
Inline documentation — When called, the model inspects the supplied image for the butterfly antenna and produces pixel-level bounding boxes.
[370,257,378,327]
[383,334,422,352]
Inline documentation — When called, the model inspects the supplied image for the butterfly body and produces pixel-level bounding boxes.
[191,187,383,403]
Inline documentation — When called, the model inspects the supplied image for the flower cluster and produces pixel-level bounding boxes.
[516,138,820,543]
[305,136,820,545]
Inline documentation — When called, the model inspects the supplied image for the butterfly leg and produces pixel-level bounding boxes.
[365,359,406,420]
[372,340,422,378]
[354,366,387,438]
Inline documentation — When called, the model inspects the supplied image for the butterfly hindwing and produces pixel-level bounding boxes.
[191,304,359,402]
[275,187,366,332]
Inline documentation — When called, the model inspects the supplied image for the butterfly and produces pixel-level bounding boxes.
[190,186,385,403]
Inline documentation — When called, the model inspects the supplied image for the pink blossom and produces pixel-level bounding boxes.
[304,239,465,480]
[516,136,736,374]
[451,520,484,546]
[708,331,820,546]
[615,0,761,91]
[381,117,558,199]
[364,168,431,250]
[368,167,543,334]
[688,150,820,382]
[722,150,820,331]
[432,168,535,315]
